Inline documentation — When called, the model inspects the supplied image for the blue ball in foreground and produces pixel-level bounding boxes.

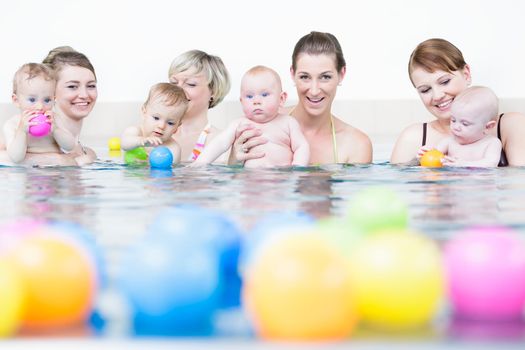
[149,205,243,308]
[149,146,173,169]
[119,233,222,336]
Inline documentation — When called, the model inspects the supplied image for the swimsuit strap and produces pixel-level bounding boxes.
[422,122,427,146]
[188,123,211,161]
[497,113,504,139]
[289,106,338,164]
[330,114,338,164]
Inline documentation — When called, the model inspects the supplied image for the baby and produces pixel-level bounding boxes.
[121,82,188,164]
[420,86,502,167]
[191,65,309,167]
[3,63,76,164]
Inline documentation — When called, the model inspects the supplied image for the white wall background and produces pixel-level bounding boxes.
[0,0,524,103]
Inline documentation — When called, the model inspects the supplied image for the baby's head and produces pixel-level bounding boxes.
[240,65,287,123]
[450,86,498,144]
[141,83,188,141]
[12,63,56,113]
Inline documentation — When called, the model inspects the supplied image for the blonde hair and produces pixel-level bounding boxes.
[43,46,97,80]
[143,82,189,110]
[291,31,346,73]
[13,63,56,94]
[168,50,230,109]
[408,38,467,86]
[243,65,283,91]
[452,86,499,123]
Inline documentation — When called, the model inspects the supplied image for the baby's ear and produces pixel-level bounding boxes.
[11,93,19,106]
[280,91,288,106]
[486,120,497,130]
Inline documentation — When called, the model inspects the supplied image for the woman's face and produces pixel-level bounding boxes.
[169,66,212,118]
[291,53,345,117]
[410,66,471,121]
[55,65,97,121]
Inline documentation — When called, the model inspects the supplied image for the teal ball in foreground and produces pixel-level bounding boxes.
[125,147,148,165]
[347,186,408,234]
[149,146,173,169]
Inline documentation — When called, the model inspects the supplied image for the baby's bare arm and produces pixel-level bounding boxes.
[191,119,240,166]
[288,117,309,166]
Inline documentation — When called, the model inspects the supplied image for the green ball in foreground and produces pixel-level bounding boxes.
[124,147,148,165]
[346,186,408,234]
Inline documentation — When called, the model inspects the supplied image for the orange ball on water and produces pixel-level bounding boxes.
[420,149,444,168]
[9,236,96,329]
[243,233,357,340]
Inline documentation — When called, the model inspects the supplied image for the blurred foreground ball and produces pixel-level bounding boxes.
[244,233,357,340]
[0,260,25,337]
[349,230,444,330]
[346,186,408,234]
[119,233,221,336]
[9,236,97,329]
[445,226,525,321]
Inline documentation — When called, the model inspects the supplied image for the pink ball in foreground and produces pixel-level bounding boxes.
[444,226,525,321]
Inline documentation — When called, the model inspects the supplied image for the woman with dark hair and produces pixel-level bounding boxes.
[232,31,372,165]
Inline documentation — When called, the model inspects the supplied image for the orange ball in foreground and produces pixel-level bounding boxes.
[420,149,444,168]
[9,236,96,329]
[243,234,357,340]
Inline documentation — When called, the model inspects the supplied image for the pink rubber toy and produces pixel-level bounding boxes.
[444,226,525,321]
[29,114,51,137]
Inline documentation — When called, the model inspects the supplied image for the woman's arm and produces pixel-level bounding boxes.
[499,112,525,166]
[390,123,423,165]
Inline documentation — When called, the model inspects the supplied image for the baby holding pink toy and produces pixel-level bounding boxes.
[2,63,76,165]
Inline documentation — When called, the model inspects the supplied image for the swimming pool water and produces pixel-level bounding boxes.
[1,148,525,347]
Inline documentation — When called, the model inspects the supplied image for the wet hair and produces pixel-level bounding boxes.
[13,63,56,94]
[291,31,346,72]
[408,38,467,86]
[143,82,189,111]
[42,46,97,80]
[168,50,230,109]
[451,86,499,124]
[243,65,283,91]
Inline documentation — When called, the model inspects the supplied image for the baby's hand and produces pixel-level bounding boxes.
[441,155,459,167]
[20,110,40,132]
[417,145,432,160]
[141,136,163,147]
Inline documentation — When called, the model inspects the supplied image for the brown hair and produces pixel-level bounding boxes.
[43,46,97,80]
[143,82,189,110]
[408,38,467,86]
[291,31,346,72]
[13,63,56,94]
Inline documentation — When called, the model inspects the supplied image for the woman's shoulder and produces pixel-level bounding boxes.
[334,117,369,142]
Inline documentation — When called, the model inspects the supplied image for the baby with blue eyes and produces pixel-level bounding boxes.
[191,65,309,168]
[3,63,76,164]
[121,82,188,165]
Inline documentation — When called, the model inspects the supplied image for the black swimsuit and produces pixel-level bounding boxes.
[422,114,508,167]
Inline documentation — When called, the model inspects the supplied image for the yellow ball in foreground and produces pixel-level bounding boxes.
[108,137,121,151]
[244,233,358,340]
[0,260,26,337]
[349,230,444,330]
[420,149,444,168]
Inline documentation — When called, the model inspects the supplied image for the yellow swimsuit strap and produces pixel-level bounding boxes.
[330,114,338,164]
